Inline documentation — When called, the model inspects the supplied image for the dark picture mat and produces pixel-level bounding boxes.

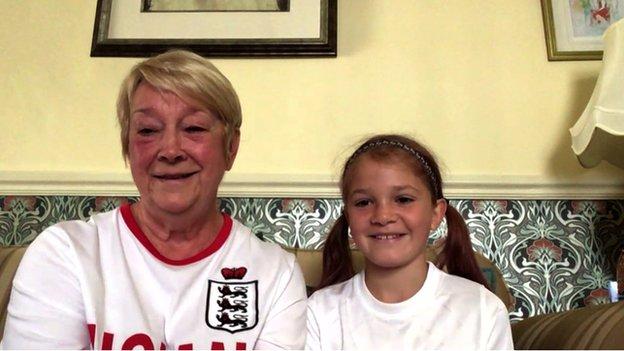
[142,0,290,13]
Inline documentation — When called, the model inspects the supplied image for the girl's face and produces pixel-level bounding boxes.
[345,155,446,271]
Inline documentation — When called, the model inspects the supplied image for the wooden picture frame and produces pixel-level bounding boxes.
[541,0,623,61]
[91,0,337,57]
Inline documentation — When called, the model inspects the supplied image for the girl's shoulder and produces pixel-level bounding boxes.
[437,268,485,291]
[434,265,507,311]
[308,275,357,308]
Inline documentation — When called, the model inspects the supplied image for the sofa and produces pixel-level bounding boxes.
[1,244,622,349]
[512,300,624,349]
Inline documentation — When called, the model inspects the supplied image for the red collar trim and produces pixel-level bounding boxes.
[120,204,232,266]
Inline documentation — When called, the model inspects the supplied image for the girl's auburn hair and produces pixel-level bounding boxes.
[317,134,489,290]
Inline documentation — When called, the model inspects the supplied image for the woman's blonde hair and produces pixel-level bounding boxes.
[116,50,242,161]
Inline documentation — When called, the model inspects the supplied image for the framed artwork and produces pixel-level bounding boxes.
[91,0,337,57]
[541,0,624,61]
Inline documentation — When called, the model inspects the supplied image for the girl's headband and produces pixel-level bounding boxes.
[345,139,441,199]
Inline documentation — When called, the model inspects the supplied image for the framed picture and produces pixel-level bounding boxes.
[541,0,624,61]
[91,0,337,57]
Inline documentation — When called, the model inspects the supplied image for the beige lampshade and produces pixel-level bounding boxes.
[570,19,624,169]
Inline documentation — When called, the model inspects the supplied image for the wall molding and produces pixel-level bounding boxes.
[1,171,623,199]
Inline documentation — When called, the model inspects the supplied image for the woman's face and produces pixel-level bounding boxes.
[345,155,446,271]
[128,82,238,216]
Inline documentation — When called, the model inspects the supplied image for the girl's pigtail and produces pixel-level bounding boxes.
[439,205,490,289]
[317,213,354,289]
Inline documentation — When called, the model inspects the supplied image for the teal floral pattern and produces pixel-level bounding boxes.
[0,195,622,322]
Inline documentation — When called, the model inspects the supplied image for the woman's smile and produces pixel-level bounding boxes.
[152,171,199,180]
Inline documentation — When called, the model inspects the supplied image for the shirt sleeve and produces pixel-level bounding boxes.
[486,297,514,350]
[1,229,90,349]
[254,257,307,350]
[304,298,322,351]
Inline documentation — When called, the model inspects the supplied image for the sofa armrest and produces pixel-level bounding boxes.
[512,301,624,349]
[0,246,28,339]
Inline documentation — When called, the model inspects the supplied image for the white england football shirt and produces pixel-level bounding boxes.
[306,263,513,350]
[2,205,307,350]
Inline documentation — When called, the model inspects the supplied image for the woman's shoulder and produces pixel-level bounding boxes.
[16,209,120,280]
[24,207,123,262]
[35,207,116,241]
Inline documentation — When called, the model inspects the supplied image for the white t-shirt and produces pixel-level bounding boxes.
[306,263,513,350]
[2,205,307,350]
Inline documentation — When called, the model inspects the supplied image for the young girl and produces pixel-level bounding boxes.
[306,134,513,350]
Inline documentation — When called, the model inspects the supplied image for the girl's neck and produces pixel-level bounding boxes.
[363,259,429,303]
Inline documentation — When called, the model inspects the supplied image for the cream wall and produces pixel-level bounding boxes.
[1,1,623,197]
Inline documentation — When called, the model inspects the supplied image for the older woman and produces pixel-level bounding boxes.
[1,51,306,349]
